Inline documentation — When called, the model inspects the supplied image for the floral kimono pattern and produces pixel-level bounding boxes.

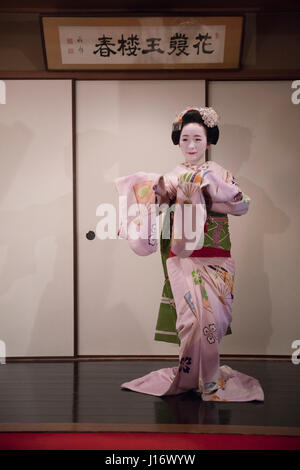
[154,206,233,344]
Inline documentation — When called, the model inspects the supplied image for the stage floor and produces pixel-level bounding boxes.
[0,359,299,435]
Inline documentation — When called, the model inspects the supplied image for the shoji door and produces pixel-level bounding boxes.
[209,81,300,355]
[0,80,74,357]
[76,80,206,355]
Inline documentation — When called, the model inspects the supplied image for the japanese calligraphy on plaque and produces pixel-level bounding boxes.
[42,17,243,70]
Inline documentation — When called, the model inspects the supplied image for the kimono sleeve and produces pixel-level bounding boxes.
[200,163,251,216]
[114,171,160,256]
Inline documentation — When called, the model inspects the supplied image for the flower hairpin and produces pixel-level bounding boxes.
[199,107,218,128]
[174,106,219,129]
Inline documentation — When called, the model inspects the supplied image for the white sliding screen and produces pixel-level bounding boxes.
[0,80,74,357]
[209,80,300,355]
[76,80,206,355]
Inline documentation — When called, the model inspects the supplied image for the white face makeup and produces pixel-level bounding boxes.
[179,122,209,166]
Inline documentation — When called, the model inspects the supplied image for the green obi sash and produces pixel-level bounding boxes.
[154,208,232,344]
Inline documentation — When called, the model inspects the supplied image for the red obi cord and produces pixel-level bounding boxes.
[169,247,231,258]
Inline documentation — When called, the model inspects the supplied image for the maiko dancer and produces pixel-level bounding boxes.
[115,107,264,402]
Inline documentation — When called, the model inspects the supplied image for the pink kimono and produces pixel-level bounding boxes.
[115,161,264,402]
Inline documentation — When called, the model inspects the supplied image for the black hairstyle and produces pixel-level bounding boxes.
[171,109,219,145]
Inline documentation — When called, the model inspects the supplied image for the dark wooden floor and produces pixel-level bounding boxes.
[0,359,299,434]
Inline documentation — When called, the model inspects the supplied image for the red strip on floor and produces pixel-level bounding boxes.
[0,433,299,450]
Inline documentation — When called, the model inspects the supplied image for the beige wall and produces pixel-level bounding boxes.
[76,80,206,355]
[210,80,300,355]
[0,80,74,356]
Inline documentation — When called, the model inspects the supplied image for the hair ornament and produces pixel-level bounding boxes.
[199,107,218,128]
[172,121,183,132]
[174,106,219,128]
